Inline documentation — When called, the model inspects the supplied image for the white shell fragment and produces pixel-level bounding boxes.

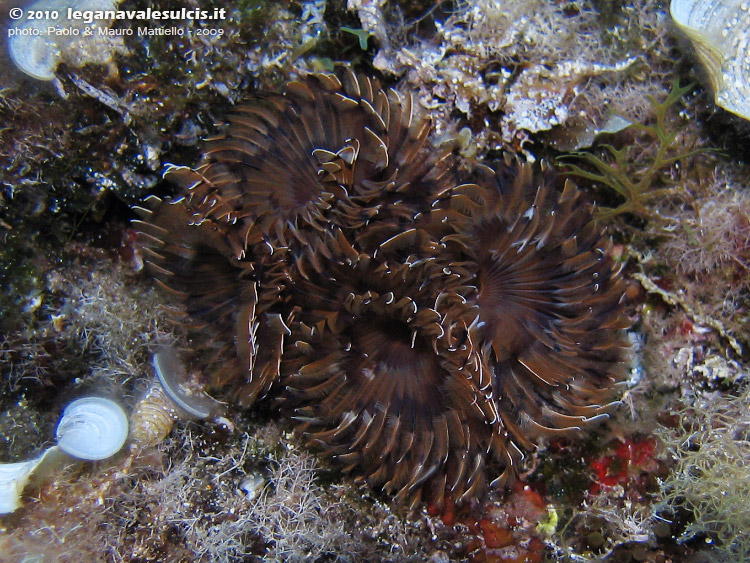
[0,454,46,514]
[670,0,750,120]
[56,397,129,460]
[599,115,634,135]
[0,446,66,514]
[240,473,266,501]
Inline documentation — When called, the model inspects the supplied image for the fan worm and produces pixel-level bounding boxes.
[134,69,628,508]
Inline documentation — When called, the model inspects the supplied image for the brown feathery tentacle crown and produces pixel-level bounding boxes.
[280,230,507,509]
[434,161,629,469]
[135,68,629,509]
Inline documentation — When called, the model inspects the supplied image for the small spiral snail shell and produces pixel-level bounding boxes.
[129,383,179,447]
[129,348,222,447]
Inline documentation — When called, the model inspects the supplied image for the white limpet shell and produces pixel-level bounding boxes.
[670,0,750,120]
[56,397,129,461]
[7,0,119,81]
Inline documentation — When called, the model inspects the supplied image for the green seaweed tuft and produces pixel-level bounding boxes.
[340,26,371,50]
[560,81,710,223]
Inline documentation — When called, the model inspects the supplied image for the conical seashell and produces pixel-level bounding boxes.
[670,0,750,120]
[129,382,180,447]
[56,397,129,461]
[130,349,222,447]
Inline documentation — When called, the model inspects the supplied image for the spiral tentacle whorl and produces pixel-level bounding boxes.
[135,69,628,508]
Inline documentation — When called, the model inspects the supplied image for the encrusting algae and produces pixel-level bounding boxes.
[135,68,629,510]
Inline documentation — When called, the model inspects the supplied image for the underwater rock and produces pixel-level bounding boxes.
[670,0,750,120]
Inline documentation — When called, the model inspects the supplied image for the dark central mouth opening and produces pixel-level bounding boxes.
[350,315,419,367]
[343,313,446,416]
[362,316,414,363]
